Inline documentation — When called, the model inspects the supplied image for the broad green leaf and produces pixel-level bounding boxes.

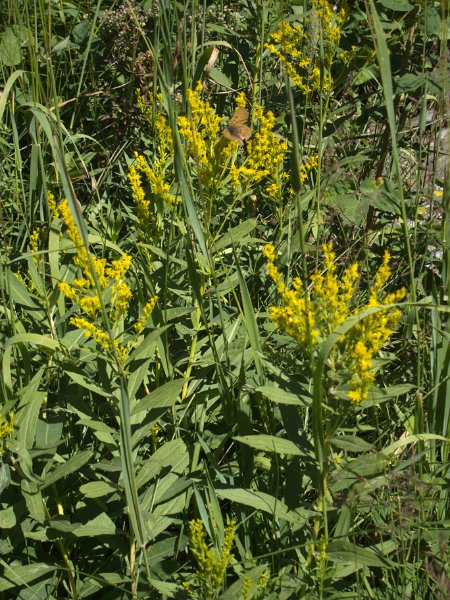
[132,379,185,415]
[362,383,415,407]
[66,368,111,397]
[0,462,11,495]
[216,488,316,524]
[15,368,46,450]
[330,436,374,453]
[5,332,60,353]
[137,439,188,491]
[214,219,257,251]
[333,543,398,581]
[48,513,117,537]
[234,434,304,456]
[328,541,395,567]
[0,26,23,67]
[256,385,307,406]
[73,513,117,537]
[1,268,39,309]
[378,0,413,10]
[21,480,46,524]
[41,450,93,490]
[209,67,232,88]
[34,420,64,452]
[0,506,16,529]
[126,324,171,364]
[0,562,55,591]
[79,481,118,498]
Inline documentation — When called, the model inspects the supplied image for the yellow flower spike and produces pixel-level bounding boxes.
[134,295,159,333]
[29,228,41,264]
[232,104,287,197]
[265,243,405,403]
[185,517,236,596]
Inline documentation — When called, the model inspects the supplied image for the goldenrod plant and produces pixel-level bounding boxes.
[0,0,449,598]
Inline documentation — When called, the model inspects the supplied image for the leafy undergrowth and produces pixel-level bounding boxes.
[0,0,449,598]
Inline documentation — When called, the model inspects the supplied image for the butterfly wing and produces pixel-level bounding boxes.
[223,107,252,146]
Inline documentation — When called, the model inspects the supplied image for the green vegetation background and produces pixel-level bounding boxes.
[0,1,449,598]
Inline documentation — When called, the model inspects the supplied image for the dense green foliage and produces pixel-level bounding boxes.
[0,0,449,598]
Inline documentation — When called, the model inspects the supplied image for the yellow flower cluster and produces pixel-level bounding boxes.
[136,88,173,160]
[134,295,159,334]
[183,517,236,597]
[128,151,176,259]
[266,22,322,94]
[54,196,157,362]
[265,243,406,403]
[0,412,15,455]
[347,251,406,403]
[231,104,288,199]
[178,81,230,188]
[266,1,346,94]
[300,154,319,184]
[29,228,40,264]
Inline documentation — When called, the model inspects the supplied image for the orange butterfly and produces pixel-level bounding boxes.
[222,106,252,146]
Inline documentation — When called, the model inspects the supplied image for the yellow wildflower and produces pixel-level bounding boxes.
[265,243,405,403]
[231,105,287,198]
[185,517,236,597]
[29,228,40,264]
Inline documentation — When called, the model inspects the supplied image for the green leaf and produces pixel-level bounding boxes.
[21,480,46,524]
[384,434,447,456]
[136,439,187,490]
[216,488,317,524]
[234,434,304,456]
[34,420,64,452]
[214,219,257,251]
[0,69,25,124]
[256,385,307,406]
[0,462,11,495]
[209,67,232,88]
[0,563,55,592]
[15,368,46,450]
[237,262,265,385]
[328,541,396,568]
[362,383,415,407]
[73,513,117,537]
[0,506,16,529]
[0,27,23,67]
[65,368,111,397]
[1,268,39,309]
[126,325,171,364]
[48,513,117,537]
[79,481,118,498]
[132,379,185,415]
[5,332,60,353]
[41,450,93,490]
[330,436,374,453]
[378,0,413,11]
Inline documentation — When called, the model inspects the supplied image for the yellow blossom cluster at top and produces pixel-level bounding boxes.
[52,193,157,362]
[230,104,288,199]
[265,242,406,403]
[183,517,236,598]
[266,1,347,94]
